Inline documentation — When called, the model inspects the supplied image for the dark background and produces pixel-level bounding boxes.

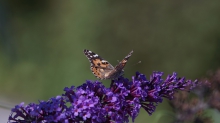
[0,1,220,122]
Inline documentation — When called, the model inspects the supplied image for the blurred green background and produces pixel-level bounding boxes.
[0,0,220,122]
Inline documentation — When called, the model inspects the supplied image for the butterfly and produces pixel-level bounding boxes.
[84,49,133,80]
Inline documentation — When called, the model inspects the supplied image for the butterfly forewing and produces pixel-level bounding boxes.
[107,50,133,79]
[84,49,114,79]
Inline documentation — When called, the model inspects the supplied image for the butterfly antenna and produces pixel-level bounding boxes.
[132,61,141,66]
[124,61,141,70]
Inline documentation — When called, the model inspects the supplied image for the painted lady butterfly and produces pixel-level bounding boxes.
[84,49,133,80]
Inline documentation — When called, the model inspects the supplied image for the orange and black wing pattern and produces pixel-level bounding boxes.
[84,49,114,79]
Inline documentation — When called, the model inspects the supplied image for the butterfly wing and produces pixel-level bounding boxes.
[107,50,133,79]
[115,50,133,70]
[84,49,114,79]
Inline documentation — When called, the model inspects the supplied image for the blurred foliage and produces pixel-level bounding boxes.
[169,69,220,123]
[0,0,220,122]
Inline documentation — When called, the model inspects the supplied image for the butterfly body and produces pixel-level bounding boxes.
[84,49,133,80]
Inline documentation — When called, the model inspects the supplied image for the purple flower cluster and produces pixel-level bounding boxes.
[8,72,198,123]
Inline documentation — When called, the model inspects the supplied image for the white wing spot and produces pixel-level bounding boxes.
[101,60,107,62]
[93,54,98,57]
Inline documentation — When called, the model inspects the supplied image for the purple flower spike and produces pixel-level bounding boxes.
[8,71,198,123]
